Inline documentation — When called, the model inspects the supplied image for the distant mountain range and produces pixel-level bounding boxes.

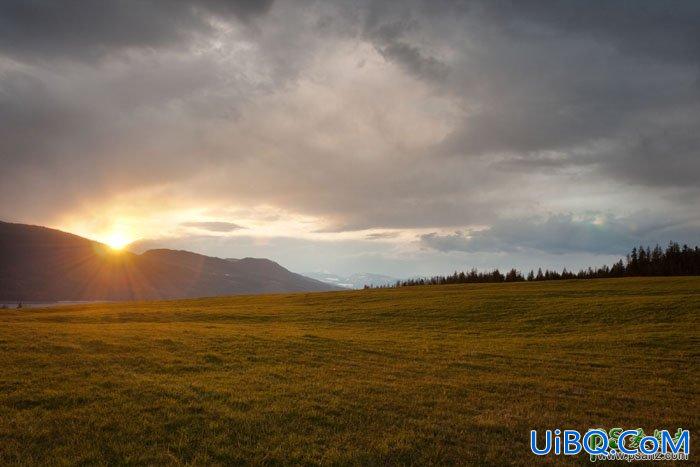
[0,221,339,301]
[304,272,399,289]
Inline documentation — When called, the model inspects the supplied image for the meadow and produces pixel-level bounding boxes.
[0,277,697,465]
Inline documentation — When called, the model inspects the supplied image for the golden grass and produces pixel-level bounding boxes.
[0,277,698,465]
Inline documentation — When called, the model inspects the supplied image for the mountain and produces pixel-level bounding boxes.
[0,221,339,301]
[304,272,399,289]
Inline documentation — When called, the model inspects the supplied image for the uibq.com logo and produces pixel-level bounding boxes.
[530,428,690,462]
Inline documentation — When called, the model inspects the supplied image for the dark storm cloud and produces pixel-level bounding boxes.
[360,0,700,191]
[375,40,449,83]
[0,0,699,264]
[600,124,700,188]
[181,221,245,232]
[420,215,636,255]
[420,214,700,256]
[364,16,450,83]
[474,0,700,64]
[0,0,273,60]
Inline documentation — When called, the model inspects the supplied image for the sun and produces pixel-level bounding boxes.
[105,232,131,250]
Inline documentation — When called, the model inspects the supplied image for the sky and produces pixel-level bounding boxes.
[1,0,699,277]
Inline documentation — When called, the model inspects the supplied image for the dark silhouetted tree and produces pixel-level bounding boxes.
[391,242,700,289]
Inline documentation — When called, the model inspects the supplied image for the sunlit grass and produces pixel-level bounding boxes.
[0,277,697,464]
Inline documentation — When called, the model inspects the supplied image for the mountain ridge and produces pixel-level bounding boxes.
[304,272,400,289]
[0,221,339,301]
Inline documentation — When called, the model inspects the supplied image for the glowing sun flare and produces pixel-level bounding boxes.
[105,232,131,250]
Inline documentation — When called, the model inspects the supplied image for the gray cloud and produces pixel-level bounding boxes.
[601,124,700,188]
[365,17,450,83]
[0,0,273,61]
[421,214,700,256]
[365,232,400,240]
[474,0,700,65]
[181,221,245,232]
[0,0,699,273]
[360,1,700,192]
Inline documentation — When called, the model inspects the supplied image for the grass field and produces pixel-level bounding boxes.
[0,277,698,465]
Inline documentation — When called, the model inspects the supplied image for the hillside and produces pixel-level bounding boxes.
[0,221,337,301]
[303,271,399,289]
[0,277,696,464]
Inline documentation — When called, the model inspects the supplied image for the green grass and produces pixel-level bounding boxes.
[0,277,698,465]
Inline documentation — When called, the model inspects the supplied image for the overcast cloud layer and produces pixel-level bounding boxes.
[1,0,699,276]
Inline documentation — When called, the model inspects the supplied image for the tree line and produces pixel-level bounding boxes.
[377,242,700,288]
